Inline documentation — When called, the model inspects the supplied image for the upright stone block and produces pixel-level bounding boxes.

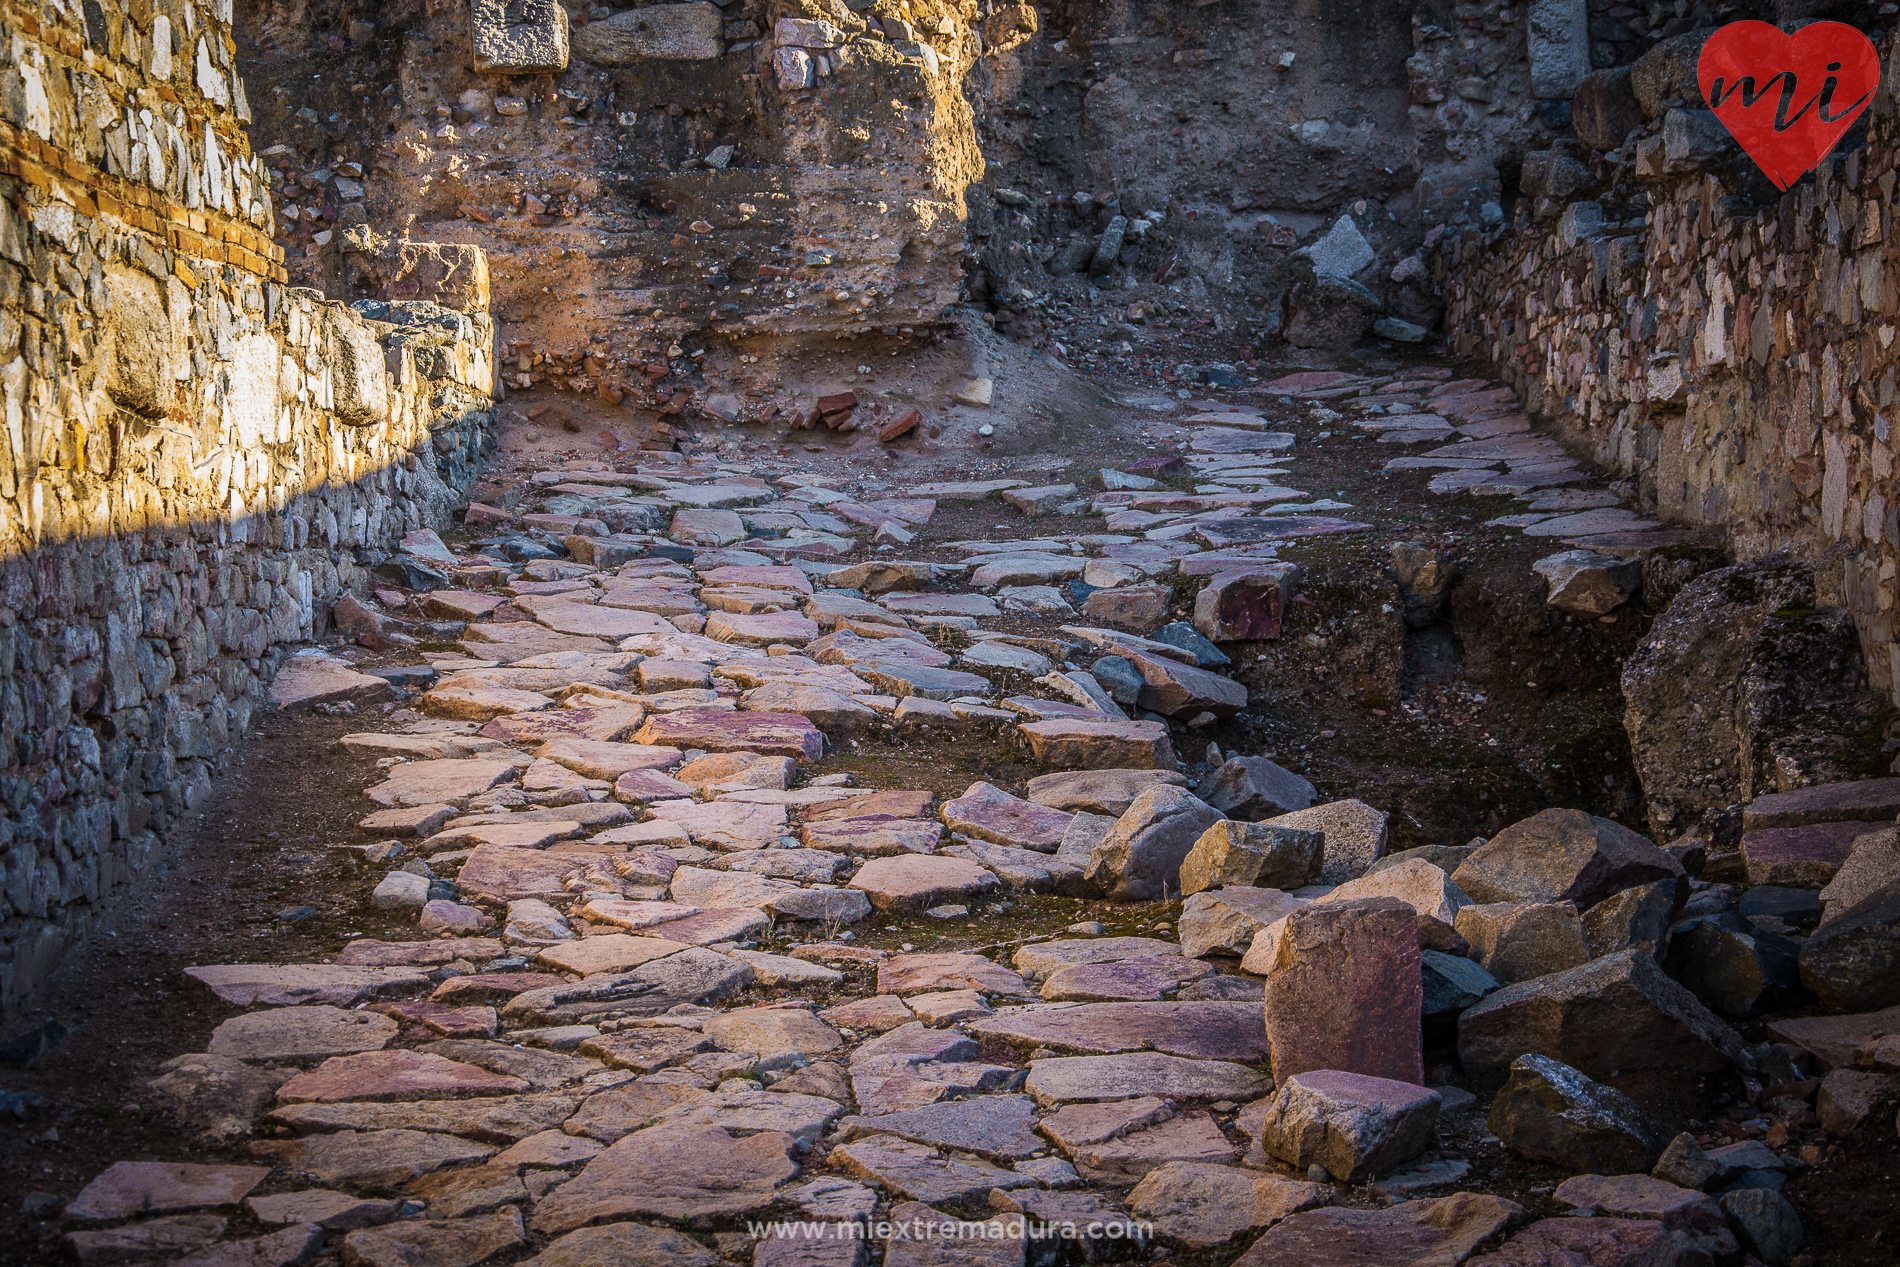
[1261,897,1423,1085]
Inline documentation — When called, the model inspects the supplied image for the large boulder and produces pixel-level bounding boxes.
[1622,555,1889,841]
[1630,28,1714,117]
[1026,768,1187,816]
[1084,786,1225,902]
[1257,1071,1440,1182]
[1265,799,1389,885]
[1179,887,1307,959]
[1193,566,1301,643]
[1821,827,1900,925]
[1179,821,1323,895]
[1457,949,1743,1081]
[1798,879,1900,1011]
[1451,808,1680,910]
[1456,902,1590,985]
[1488,1054,1672,1172]
[572,2,722,62]
[1572,65,1645,151]
[1283,276,1381,351]
[1262,897,1423,1085]
[1326,859,1471,952]
[1581,880,1676,959]
[1664,913,1808,1017]
[1195,756,1315,820]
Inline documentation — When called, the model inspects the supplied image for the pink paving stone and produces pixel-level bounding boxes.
[274,1049,531,1103]
[357,804,456,837]
[633,710,825,762]
[968,1001,1272,1062]
[801,817,945,856]
[67,1163,272,1221]
[479,706,646,745]
[424,590,508,620]
[941,782,1074,853]
[375,1000,498,1039]
[631,907,771,944]
[1259,371,1365,393]
[535,738,682,779]
[849,855,1003,911]
[698,565,814,593]
[1040,956,1215,1002]
[456,845,584,902]
[1742,821,1873,887]
[334,939,505,967]
[580,899,703,929]
[613,768,696,802]
[1520,510,1659,537]
[1261,896,1424,1086]
[879,952,1032,996]
[430,973,569,1004]
[705,610,822,647]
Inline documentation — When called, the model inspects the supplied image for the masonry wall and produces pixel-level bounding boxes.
[1434,38,1900,705]
[0,0,494,1018]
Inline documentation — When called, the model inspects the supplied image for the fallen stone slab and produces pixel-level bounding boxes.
[1457,948,1743,1080]
[66,1162,272,1222]
[1451,808,1680,909]
[1532,549,1644,616]
[942,841,1090,896]
[275,1049,531,1103]
[64,1214,232,1263]
[1230,1193,1526,1267]
[333,939,505,967]
[1121,649,1248,717]
[853,661,993,701]
[1743,778,1900,830]
[634,709,824,761]
[1265,799,1389,885]
[1193,565,1301,643]
[1025,768,1188,816]
[1024,1052,1269,1106]
[208,1006,399,1062]
[1820,828,1900,924]
[1550,1174,1735,1257]
[1488,1053,1671,1172]
[1798,883,1900,1011]
[942,781,1074,853]
[1263,897,1423,1085]
[800,817,944,856]
[1259,1070,1441,1181]
[1766,1003,1900,1071]
[185,964,430,1009]
[1742,821,1868,888]
[269,651,395,712]
[1019,718,1177,770]
[849,855,1002,911]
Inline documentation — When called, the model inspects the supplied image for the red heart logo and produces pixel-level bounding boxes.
[1697,20,1879,191]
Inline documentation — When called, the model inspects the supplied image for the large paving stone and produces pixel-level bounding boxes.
[969,1001,1270,1061]
[832,1134,1036,1203]
[1041,957,1213,1002]
[1457,948,1743,1080]
[362,758,517,807]
[1085,786,1225,901]
[480,705,646,745]
[1451,808,1680,909]
[502,947,755,1025]
[1018,718,1177,770]
[634,709,825,761]
[1131,1161,1333,1248]
[836,1094,1040,1161]
[280,1128,498,1187]
[1230,1193,1526,1267]
[208,1006,398,1061]
[879,952,1029,995]
[340,1207,527,1267]
[1265,799,1389,884]
[67,1162,272,1222]
[532,1124,798,1232]
[275,1049,530,1103]
[649,1090,846,1148]
[537,737,683,779]
[1258,1070,1441,1182]
[849,855,1002,911]
[1488,1053,1671,1172]
[1066,1109,1239,1184]
[1025,768,1187,816]
[1023,1052,1269,1106]
[942,781,1074,852]
[577,1028,713,1073]
[942,841,1091,896]
[519,1223,721,1267]
[267,1093,581,1143]
[1262,897,1423,1085]
[854,661,993,701]
[702,1008,843,1056]
[535,934,693,976]
[1179,887,1308,958]
[185,964,431,1008]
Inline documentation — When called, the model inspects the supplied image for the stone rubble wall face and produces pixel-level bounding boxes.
[0,0,494,1017]
[1435,70,1900,703]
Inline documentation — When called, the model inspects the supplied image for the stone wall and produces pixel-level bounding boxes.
[1433,34,1900,705]
[0,0,494,1018]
